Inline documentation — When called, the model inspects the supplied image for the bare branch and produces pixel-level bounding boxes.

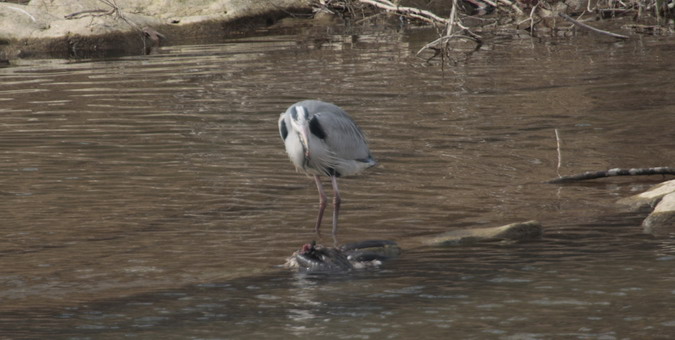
[65,9,114,19]
[446,0,459,36]
[548,167,675,184]
[558,12,629,39]
[358,0,449,25]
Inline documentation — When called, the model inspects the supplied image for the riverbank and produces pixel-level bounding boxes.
[1,0,672,62]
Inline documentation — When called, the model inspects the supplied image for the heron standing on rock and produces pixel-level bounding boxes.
[279,100,376,242]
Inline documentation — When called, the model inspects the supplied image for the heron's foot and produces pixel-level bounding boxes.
[286,241,352,272]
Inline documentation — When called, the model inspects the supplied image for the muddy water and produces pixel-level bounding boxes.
[1,27,674,338]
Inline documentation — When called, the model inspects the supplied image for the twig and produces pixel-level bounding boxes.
[7,6,37,22]
[358,0,449,26]
[482,0,498,8]
[558,12,629,39]
[65,9,114,19]
[353,11,387,25]
[446,0,458,36]
[554,129,562,177]
[529,2,540,35]
[498,0,524,15]
[416,35,451,56]
[412,0,481,58]
[547,167,675,184]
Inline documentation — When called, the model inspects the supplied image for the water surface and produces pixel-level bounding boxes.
[1,26,674,338]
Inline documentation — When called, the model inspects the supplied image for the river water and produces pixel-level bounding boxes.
[1,23,674,339]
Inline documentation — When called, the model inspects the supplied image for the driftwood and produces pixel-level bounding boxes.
[548,167,675,184]
[547,131,675,183]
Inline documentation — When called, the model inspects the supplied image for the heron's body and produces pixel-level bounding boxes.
[279,100,376,242]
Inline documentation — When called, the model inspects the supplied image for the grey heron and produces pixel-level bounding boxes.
[279,100,376,242]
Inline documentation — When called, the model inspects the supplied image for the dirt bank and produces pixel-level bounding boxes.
[0,0,312,59]
[1,0,672,62]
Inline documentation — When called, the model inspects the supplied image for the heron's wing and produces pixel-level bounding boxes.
[313,111,371,161]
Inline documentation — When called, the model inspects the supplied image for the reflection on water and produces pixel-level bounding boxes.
[1,27,674,338]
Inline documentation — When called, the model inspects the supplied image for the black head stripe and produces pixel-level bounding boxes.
[280,119,289,140]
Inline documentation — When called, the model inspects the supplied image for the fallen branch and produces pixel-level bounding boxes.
[558,12,629,39]
[548,167,675,184]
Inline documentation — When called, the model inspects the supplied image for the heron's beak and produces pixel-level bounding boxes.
[299,125,311,159]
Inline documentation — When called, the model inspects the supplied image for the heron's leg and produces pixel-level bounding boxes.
[313,175,327,237]
[331,176,341,244]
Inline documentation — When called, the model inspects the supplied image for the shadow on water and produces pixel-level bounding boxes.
[1,23,675,338]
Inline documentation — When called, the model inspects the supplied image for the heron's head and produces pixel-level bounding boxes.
[289,105,311,158]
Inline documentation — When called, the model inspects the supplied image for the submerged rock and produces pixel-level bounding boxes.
[284,222,544,273]
[419,220,543,246]
[284,240,401,273]
[643,192,675,236]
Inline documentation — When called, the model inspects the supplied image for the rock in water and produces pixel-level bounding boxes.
[420,220,543,246]
[643,192,675,236]
[617,179,675,211]
[284,240,400,273]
